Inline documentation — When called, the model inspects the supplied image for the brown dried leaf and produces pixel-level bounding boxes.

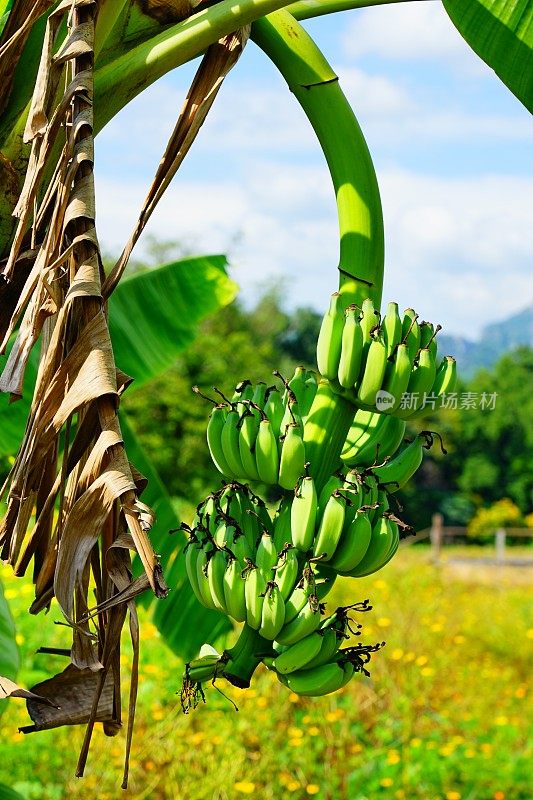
[0,675,59,708]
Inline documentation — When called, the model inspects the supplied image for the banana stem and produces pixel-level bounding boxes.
[252,11,384,307]
[303,381,355,492]
[287,0,415,22]
[222,624,266,688]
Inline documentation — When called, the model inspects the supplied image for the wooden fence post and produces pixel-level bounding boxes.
[430,513,443,563]
[495,528,506,563]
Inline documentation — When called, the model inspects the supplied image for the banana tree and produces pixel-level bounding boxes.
[0,0,530,787]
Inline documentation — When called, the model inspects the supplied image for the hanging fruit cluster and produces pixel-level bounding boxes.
[178,12,457,711]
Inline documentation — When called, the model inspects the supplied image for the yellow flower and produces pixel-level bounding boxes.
[391,649,404,660]
[234,781,256,794]
[306,785,320,795]
[289,738,303,747]
[431,623,443,632]
[387,750,401,765]
[326,709,344,722]
[289,693,299,703]
[526,629,533,639]
[308,726,320,736]
[453,635,466,644]
[420,667,434,677]
[495,716,508,726]
[377,617,391,627]
[445,792,461,800]
[287,781,300,792]
[410,738,422,748]
[373,579,388,589]
[380,778,394,787]
[350,743,362,754]
[415,655,428,666]
[288,727,303,738]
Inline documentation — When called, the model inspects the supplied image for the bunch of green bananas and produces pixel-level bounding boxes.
[196,366,318,490]
[317,295,457,414]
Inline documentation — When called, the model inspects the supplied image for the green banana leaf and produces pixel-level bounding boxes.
[0,785,24,800]
[0,579,19,720]
[108,254,237,389]
[122,415,231,658]
[443,0,533,112]
[0,1,13,39]
[0,254,237,456]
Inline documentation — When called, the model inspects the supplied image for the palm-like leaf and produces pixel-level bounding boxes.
[443,0,533,112]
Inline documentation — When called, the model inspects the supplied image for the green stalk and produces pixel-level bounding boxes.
[288,0,413,22]
[253,11,385,479]
[222,624,266,688]
[303,380,355,491]
[252,11,384,308]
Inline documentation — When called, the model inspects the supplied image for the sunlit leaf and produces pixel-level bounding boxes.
[443,0,533,112]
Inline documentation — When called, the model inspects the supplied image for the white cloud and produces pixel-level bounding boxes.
[341,1,483,72]
[95,160,533,340]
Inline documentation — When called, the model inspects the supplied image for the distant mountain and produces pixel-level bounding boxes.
[439,305,533,378]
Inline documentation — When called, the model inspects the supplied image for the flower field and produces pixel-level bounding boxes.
[0,547,531,800]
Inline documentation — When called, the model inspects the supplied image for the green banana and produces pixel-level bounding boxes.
[288,366,317,414]
[278,422,306,490]
[284,661,347,696]
[357,334,388,407]
[313,490,348,561]
[238,406,261,482]
[404,347,437,413]
[275,599,322,646]
[263,387,284,436]
[301,373,319,419]
[283,574,332,624]
[255,531,278,577]
[291,475,318,552]
[221,407,247,479]
[342,414,406,468]
[401,309,420,362]
[432,355,457,397]
[302,627,342,670]
[207,548,229,612]
[382,301,402,357]
[196,546,219,611]
[341,410,385,463]
[330,508,373,574]
[244,562,268,630]
[272,631,323,674]
[255,417,280,484]
[206,405,232,478]
[382,342,413,413]
[223,556,247,622]
[317,474,344,520]
[359,298,379,362]
[316,292,345,380]
[273,496,292,551]
[259,581,286,640]
[338,305,363,389]
[274,546,300,601]
[348,515,396,577]
[371,434,425,491]
[185,533,203,603]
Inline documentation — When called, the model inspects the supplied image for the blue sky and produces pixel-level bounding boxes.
[94,1,533,339]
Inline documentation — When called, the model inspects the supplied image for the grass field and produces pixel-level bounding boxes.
[0,547,531,800]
